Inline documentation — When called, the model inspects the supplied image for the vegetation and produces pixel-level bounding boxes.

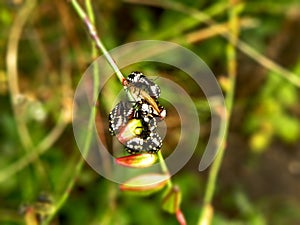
[1,0,300,224]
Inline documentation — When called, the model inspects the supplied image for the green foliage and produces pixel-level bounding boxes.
[244,65,300,152]
[1,0,300,224]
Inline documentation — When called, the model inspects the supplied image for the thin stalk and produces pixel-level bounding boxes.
[42,1,102,224]
[184,17,258,43]
[85,0,111,175]
[85,1,116,224]
[157,151,172,188]
[198,1,241,224]
[70,0,124,82]
[85,0,97,60]
[42,110,93,224]
[5,0,51,190]
[6,0,35,151]
[152,2,229,40]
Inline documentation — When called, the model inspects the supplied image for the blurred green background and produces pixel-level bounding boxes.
[1,0,300,224]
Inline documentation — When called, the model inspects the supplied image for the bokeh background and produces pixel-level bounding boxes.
[1,0,300,224]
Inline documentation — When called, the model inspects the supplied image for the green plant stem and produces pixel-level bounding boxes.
[198,1,241,224]
[157,151,172,188]
[70,0,124,83]
[42,116,93,224]
[85,0,99,116]
[85,1,117,224]
[42,2,102,224]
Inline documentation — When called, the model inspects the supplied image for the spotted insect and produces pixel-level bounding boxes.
[108,101,134,136]
[123,71,166,119]
[108,101,158,135]
[120,114,162,154]
[124,104,162,154]
[125,132,162,154]
[126,71,161,99]
[109,100,162,153]
[133,99,167,120]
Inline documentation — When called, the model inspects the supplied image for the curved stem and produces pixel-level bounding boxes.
[5,0,52,189]
[6,0,36,151]
[70,0,125,82]
[198,1,241,224]
[43,1,108,223]
[2,0,70,183]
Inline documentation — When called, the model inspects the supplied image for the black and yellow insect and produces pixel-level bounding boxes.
[123,71,166,119]
[109,100,162,154]
[109,72,166,154]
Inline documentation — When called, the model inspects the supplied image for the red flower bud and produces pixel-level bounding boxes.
[115,153,158,168]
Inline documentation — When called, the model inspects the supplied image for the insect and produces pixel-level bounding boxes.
[134,99,167,120]
[109,71,166,154]
[109,100,162,154]
[126,71,161,99]
[108,101,134,136]
[125,131,162,154]
[122,71,166,119]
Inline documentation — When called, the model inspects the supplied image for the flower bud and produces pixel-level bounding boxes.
[115,153,158,168]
